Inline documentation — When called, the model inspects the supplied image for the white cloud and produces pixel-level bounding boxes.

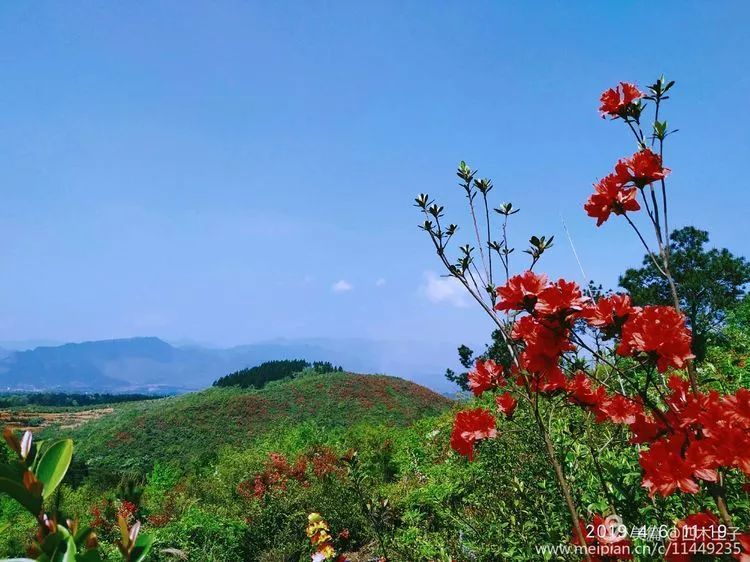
[375,278,386,287]
[420,271,468,307]
[332,279,354,293]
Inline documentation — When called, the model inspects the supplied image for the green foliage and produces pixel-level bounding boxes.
[704,293,750,389]
[620,226,750,358]
[62,372,450,476]
[213,360,343,389]
[150,506,247,561]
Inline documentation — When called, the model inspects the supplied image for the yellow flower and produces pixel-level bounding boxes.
[306,521,329,538]
[316,543,335,559]
[310,530,332,546]
[308,512,323,523]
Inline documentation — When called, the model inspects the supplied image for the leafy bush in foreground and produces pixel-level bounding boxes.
[0,428,153,561]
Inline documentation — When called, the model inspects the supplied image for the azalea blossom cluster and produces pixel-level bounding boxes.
[306,512,350,562]
[599,82,643,119]
[566,362,750,504]
[452,274,697,462]
[455,275,750,498]
[237,449,343,501]
[453,274,750,558]
[586,81,673,229]
[584,147,669,227]
[663,511,750,562]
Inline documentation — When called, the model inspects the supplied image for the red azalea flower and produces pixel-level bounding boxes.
[567,372,607,409]
[665,511,722,562]
[668,386,722,433]
[580,294,637,331]
[639,434,716,497]
[513,315,573,392]
[736,532,750,562]
[529,367,568,393]
[683,438,720,482]
[597,394,643,425]
[584,174,641,227]
[513,315,574,358]
[450,408,497,461]
[614,149,670,188]
[599,82,643,118]
[617,306,695,372]
[665,375,692,408]
[715,426,750,475]
[467,359,505,397]
[536,279,589,320]
[495,392,518,418]
[723,388,750,428]
[628,412,664,444]
[495,271,549,313]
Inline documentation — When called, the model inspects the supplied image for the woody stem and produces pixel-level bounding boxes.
[533,404,592,562]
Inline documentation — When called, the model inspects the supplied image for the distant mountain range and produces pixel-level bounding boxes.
[0,336,464,394]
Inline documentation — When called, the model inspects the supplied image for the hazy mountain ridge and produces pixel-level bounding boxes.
[0,336,461,393]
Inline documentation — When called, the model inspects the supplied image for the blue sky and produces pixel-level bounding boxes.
[0,1,748,349]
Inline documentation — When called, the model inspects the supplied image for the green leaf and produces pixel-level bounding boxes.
[130,533,154,562]
[61,535,77,562]
[0,463,25,480]
[35,439,73,499]
[0,476,42,515]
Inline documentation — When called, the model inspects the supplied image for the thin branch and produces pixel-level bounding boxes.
[624,215,668,277]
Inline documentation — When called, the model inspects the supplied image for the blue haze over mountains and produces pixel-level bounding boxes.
[0,337,462,394]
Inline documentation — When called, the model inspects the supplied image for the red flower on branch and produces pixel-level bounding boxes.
[665,511,722,562]
[639,434,717,497]
[599,82,643,118]
[536,279,589,320]
[597,394,643,425]
[723,388,750,428]
[715,427,750,476]
[617,305,695,372]
[512,315,573,393]
[495,271,549,313]
[614,149,670,188]
[584,174,641,227]
[467,359,505,397]
[495,392,518,419]
[627,412,664,444]
[567,372,607,409]
[580,294,637,332]
[450,407,497,461]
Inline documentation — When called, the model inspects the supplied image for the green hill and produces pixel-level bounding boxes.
[57,371,451,475]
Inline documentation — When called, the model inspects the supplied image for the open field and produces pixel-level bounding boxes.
[0,406,114,431]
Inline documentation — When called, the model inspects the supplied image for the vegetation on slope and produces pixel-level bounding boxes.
[59,372,451,476]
